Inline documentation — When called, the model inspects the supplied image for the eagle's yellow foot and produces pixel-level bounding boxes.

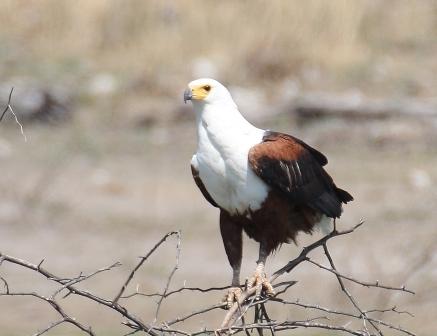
[222,287,242,309]
[247,267,275,298]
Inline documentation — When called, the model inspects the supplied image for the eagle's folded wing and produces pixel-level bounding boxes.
[248,131,353,218]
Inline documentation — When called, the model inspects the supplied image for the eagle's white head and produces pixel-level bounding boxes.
[184,78,237,109]
[184,78,261,140]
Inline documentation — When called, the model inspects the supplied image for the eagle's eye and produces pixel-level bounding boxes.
[204,85,211,92]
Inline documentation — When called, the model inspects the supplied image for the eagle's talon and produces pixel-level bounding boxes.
[247,271,275,298]
[263,280,275,297]
[222,287,242,309]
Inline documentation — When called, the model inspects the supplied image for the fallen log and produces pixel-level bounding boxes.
[290,91,437,124]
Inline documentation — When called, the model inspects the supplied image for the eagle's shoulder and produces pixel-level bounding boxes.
[255,131,328,166]
[191,155,219,208]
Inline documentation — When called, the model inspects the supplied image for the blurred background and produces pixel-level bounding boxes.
[0,1,436,335]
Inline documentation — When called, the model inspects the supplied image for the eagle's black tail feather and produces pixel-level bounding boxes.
[311,192,342,218]
[311,187,353,219]
[335,187,354,203]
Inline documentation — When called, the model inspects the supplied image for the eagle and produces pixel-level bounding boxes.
[184,78,353,307]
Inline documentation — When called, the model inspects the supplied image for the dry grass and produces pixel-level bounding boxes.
[0,1,436,96]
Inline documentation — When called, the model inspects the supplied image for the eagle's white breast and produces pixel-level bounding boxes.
[192,103,270,215]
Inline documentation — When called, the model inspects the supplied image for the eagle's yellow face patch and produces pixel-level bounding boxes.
[190,84,212,101]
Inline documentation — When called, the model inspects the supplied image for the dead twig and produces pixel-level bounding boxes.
[322,243,380,336]
[52,261,121,299]
[122,284,235,299]
[153,230,182,322]
[273,220,364,277]
[0,291,95,336]
[0,87,27,141]
[113,231,179,305]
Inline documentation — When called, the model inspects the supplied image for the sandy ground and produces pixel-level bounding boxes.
[0,117,436,335]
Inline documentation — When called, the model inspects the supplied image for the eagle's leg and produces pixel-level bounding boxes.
[247,243,275,298]
[220,211,243,308]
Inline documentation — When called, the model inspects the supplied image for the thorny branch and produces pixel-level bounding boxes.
[0,223,416,336]
[112,231,179,305]
[153,230,182,322]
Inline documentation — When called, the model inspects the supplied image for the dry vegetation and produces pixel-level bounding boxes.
[1,1,437,96]
[0,1,436,335]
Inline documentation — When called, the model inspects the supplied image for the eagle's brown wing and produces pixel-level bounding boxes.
[191,164,218,208]
[248,131,353,218]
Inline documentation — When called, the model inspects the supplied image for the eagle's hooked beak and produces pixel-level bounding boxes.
[183,88,192,104]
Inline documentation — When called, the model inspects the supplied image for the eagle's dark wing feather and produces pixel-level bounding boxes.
[191,164,218,208]
[249,131,353,218]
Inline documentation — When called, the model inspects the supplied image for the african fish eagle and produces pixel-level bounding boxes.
[184,78,353,307]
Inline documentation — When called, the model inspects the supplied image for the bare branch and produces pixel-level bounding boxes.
[307,259,414,294]
[0,87,14,122]
[0,276,9,294]
[32,319,65,336]
[113,231,179,304]
[322,243,381,336]
[219,221,415,336]
[216,319,369,336]
[0,224,416,336]
[122,284,235,300]
[0,249,161,336]
[273,220,364,277]
[166,303,226,326]
[267,298,415,336]
[51,261,121,299]
[364,306,414,317]
[0,292,95,336]
[0,87,27,141]
[154,231,182,322]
